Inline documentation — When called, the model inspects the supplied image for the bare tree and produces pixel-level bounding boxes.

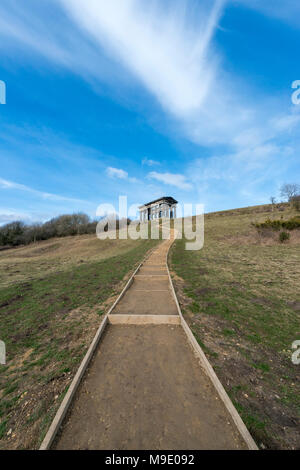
[280,183,300,202]
[270,196,276,211]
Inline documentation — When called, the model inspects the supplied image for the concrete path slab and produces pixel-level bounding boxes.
[113,237,178,316]
[112,290,178,316]
[54,325,247,450]
[138,268,168,275]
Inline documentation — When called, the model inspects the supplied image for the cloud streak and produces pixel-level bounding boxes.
[57,0,300,152]
[59,0,225,118]
[142,158,161,167]
[148,171,192,191]
[186,141,299,211]
[1,0,297,150]
[106,166,139,184]
[106,167,128,180]
[0,177,91,204]
[0,0,299,217]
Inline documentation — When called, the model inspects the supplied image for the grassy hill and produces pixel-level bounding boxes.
[0,204,299,450]
[0,234,159,449]
[170,203,300,450]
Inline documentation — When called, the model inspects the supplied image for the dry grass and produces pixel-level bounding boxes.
[170,203,300,450]
[0,234,159,449]
[0,235,143,288]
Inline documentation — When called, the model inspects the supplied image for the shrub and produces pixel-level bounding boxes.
[254,218,281,231]
[282,217,300,230]
[254,216,300,231]
[279,231,290,243]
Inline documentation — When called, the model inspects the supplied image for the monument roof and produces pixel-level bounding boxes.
[139,197,178,209]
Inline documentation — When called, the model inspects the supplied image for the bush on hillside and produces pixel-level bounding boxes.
[254,216,300,231]
[279,231,290,243]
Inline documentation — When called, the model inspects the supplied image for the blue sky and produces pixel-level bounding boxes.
[0,0,300,224]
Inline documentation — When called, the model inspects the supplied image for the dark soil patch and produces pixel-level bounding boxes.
[197,268,209,275]
[251,297,274,307]
[227,282,246,292]
[0,295,23,308]
[195,287,217,296]
[287,301,300,312]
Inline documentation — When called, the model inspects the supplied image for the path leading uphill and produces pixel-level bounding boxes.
[52,232,254,450]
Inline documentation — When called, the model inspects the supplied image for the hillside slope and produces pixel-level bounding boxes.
[170,203,300,450]
[0,235,159,449]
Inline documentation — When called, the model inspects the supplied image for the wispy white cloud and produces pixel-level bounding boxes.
[148,171,192,191]
[0,208,54,225]
[57,0,300,152]
[59,0,225,118]
[187,142,299,210]
[0,0,227,136]
[0,177,91,204]
[57,0,298,152]
[142,158,161,167]
[0,210,34,225]
[106,167,128,180]
[0,0,125,87]
[271,114,300,133]
[0,0,299,215]
[106,166,139,184]
[1,0,297,152]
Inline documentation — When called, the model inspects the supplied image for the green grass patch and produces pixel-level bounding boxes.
[233,401,266,431]
[0,419,8,439]
[0,237,159,449]
[252,362,270,373]
[170,204,300,449]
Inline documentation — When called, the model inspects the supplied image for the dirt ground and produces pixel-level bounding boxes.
[54,325,247,450]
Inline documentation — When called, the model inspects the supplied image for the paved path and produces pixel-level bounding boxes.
[54,234,249,450]
[112,235,178,317]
